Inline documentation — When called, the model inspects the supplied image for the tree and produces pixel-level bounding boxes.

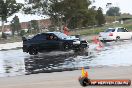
[30,20,39,33]
[10,15,21,35]
[23,0,98,29]
[106,7,120,16]
[49,0,92,28]
[0,0,7,21]
[96,7,105,26]
[0,0,22,31]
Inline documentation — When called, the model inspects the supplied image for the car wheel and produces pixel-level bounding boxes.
[74,49,79,52]
[61,43,69,51]
[74,46,86,53]
[116,36,120,42]
[100,40,107,43]
[29,47,38,55]
[131,36,132,40]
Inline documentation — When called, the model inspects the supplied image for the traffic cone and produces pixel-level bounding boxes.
[79,67,90,87]
[85,71,88,78]
[81,67,85,77]
[81,67,88,78]
[98,41,104,48]
[92,36,104,50]
[93,36,99,44]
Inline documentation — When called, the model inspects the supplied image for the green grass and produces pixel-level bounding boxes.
[1,22,132,44]
[70,22,132,36]
[0,36,22,44]
[70,26,108,35]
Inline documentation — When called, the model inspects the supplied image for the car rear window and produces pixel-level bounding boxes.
[105,29,115,32]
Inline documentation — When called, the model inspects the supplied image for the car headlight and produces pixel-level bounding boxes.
[73,41,81,45]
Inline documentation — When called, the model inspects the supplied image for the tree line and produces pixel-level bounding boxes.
[23,0,105,29]
[0,0,22,36]
[0,0,121,36]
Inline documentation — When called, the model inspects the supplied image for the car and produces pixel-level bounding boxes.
[0,32,2,37]
[3,31,12,36]
[99,27,132,42]
[22,32,88,55]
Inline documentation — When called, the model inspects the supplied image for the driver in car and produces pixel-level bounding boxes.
[49,35,54,40]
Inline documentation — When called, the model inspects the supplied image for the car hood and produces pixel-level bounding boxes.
[63,36,79,40]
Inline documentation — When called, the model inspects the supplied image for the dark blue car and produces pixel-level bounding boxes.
[22,32,88,55]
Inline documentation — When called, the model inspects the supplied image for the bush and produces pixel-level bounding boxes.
[20,30,27,36]
[1,32,7,39]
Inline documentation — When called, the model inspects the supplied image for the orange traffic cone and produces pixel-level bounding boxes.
[96,42,104,51]
[93,36,99,44]
[81,67,88,78]
[81,67,85,77]
[92,36,104,51]
[85,71,88,78]
[79,67,91,87]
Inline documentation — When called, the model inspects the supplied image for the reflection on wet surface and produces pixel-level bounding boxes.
[24,51,89,74]
[0,49,26,77]
[0,40,132,77]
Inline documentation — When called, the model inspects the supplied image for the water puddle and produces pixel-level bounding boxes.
[0,40,132,77]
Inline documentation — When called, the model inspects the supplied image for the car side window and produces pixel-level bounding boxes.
[32,34,46,40]
[117,28,124,32]
[123,28,128,32]
[117,28,128,32]
[46,34,56,40]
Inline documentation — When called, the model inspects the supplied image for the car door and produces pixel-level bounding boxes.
[117,28,125,39]
[122,28,131,39]
[32,34,47,51]
[46,34,60,50]
[117,28,131,39]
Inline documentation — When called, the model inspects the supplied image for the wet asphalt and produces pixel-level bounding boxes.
[0,40,132,77]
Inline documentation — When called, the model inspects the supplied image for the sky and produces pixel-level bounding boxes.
[91,0,132,14]
[16,0,132,14]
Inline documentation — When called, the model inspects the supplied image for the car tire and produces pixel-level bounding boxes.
[131,36,132,40]
[74,46,86,53]
[61,43,69,51]
[73,49,79,52]
[100,40,106,43]
[116,36,120,42]
[29,47,38,55]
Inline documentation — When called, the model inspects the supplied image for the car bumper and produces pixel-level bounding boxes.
[23,45,28,52]
[99,36,116,42]
[72,43,88,49]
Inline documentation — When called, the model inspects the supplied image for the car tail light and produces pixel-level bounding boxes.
[109,33,113,36]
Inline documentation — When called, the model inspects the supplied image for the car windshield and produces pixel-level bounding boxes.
[53,32,69,39]
[105,28,115,32]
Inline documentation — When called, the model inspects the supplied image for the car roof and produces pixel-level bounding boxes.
[107,28,115,29]
[47,32,65,35]
[31,32,63,38]
[105,27,125,32]
[108,27,124,29]
[47,32,62,34]
[115,27,124,29]
[35,32,62,35]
